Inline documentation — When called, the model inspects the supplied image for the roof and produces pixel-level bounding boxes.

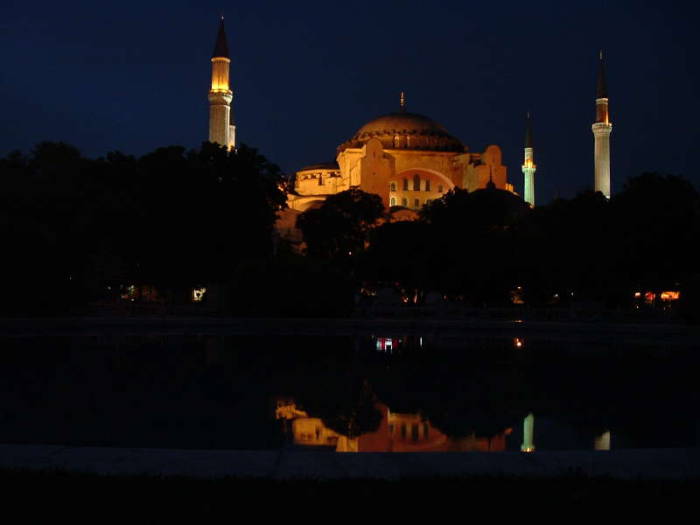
[525,112,533,148]
[338,112,464,153]
[297,161,340,172]
[596,52,608,98]
[212,18,230,59]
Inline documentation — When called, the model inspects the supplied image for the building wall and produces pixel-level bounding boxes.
[288,138,511,212]
[295,167,345,197]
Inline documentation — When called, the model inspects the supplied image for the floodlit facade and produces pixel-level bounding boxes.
[286,94,514,214]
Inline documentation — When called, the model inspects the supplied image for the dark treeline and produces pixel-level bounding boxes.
[0,142,285,315]
[2,141,700,320]
[297,177,700,321]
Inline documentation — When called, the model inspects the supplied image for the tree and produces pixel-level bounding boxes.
[0,141,287,314]
[610,173,700,293]
[416,187,530,305]
[296,188,384,260]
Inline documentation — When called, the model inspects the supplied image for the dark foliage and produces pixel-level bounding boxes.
[356,176,700,316]
[296,188,384,261]
[0,142,285,315]
[2,137,699,321]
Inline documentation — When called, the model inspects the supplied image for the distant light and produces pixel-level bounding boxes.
[192,287,207,303]
[660,291,680,302]
[514,337,524,349]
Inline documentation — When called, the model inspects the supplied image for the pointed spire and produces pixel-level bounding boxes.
[399,91,406,113]
[212,17,230,59]
[525,111,533,148]
[596,50,608,99]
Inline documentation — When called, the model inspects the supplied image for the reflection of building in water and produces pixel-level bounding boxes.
[276,400,511,452]
[374,336,423,353]
[594,430,611,451]
[521,413,535,453]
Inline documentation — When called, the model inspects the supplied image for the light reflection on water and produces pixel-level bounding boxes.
[276,399,511,452]
[0,334,698,452]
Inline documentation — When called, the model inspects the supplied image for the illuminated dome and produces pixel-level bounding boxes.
[337,112,465,153]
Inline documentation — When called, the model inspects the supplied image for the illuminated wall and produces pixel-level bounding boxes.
[288,138,512,212]
[276,401,510,453]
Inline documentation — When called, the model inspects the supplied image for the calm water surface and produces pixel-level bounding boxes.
[1,334,698,452]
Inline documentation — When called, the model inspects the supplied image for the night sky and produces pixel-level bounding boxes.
[2,1,698,202]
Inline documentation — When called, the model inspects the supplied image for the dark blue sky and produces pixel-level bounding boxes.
[1,0,697,202]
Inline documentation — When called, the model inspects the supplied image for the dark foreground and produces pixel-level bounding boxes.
[4,468,698,518]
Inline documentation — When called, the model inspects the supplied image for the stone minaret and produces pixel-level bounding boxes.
[592,51,612,198]
[521,413,536,453]
[208,17,236,150]
[521,112,536,207]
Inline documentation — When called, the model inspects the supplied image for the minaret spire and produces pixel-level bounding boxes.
[399,91,406,113]
[522,111,536,207]
[592,50,612,198]
[212,16,230,59]
[596,50,608,101]
[208,17,236,150]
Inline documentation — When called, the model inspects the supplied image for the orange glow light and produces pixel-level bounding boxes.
[660,291,681,302]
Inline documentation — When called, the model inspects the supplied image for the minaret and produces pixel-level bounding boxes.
[208,17,236,150]
[521,112,536,207]
[592,50,612,198]
[521,413,536,453]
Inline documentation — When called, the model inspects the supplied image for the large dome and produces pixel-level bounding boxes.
[337,112,465,153]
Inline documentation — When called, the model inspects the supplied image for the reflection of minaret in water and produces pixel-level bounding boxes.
[594,430,611,451]
[521,112,536,207]
[592,50,612,198]
[521,413,535,453]
[208,17,236,150]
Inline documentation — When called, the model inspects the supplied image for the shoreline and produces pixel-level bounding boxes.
[1,443,698,480]
[0,316,697,345]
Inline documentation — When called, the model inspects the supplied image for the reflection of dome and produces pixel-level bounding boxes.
[338,112,465,153]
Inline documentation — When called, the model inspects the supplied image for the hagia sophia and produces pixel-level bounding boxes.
[207,18,612,220]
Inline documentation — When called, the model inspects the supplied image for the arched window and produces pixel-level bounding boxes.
[390,197,396,206]
[403,179,409,191]
[318,174,323,186]
[414,198,420,208]
[438,185,444,193]
[425,179,431,192]
[413,174,420,191]
[401,198,408,207]
[390,182,397,192]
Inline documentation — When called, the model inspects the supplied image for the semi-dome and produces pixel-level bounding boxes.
[337,112,465,153]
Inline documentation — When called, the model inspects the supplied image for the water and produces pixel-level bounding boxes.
[1,333,698,452]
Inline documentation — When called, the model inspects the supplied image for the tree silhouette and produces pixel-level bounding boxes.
[296,188,384,261]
